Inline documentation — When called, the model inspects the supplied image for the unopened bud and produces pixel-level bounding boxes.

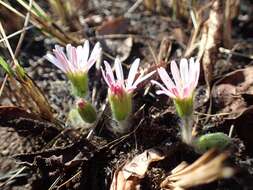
[77,99,97,123]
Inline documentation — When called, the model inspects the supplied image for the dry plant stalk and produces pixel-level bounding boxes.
[0,0,78,45]
[223,0,240,48]
[160,149,234,190]
[143,0,161,13]
[197,0,224,98]
[171,0,190,20]
[0,22,55,123]
[110,149,165,190]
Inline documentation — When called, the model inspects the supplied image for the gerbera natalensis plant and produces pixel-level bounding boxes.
[101,58,155,133]
[152,58,200,144]
[46,40,101,97]
[46,40,101,124]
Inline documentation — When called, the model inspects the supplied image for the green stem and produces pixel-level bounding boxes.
[181,116,193,145]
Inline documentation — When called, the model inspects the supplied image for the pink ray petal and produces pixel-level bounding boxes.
[151,80,176,99]
[114,58,124,86]
[170,60,181,89]
[179,58,188,85]
[71,46,78,71]
[182,86,191,98]
[101,66,112,88]
[157,67,176,90]
[193,60,200,88]
[126,58,140,89]
[76,45,84,70]
[131,70,155,90]
[87,42,101,71]
[45,54,67,73]
[188,57,195,87]
[104,61,115,85]
[53,49,71,72]
[83,40,90,63]
[66,44,73,63]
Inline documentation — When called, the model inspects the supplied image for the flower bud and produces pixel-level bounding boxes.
[77,99,97,123]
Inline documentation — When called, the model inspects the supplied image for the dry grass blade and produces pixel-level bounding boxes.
[160,149,234,190]
[0,0,78,45]
[0,22,55,123]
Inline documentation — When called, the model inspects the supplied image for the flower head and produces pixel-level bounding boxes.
[45,41,101,97]
[101,58,155,96]
[46,41,101,74]
[76,98,97,123]
[152,58,200,100]
[152,58,200,119]
[101,58,155,121]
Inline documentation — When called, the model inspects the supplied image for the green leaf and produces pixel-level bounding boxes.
[194,132,231,153]
[0,56,14,76]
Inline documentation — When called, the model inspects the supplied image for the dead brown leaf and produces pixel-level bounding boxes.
[110,148,165,190]
[212,66,253,119]
[160,149,234,190]
[96,17,129,36]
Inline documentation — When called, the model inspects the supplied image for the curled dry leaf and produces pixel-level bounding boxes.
[160,149,234,190]
[212,66,253,119]
[110,148,165,190]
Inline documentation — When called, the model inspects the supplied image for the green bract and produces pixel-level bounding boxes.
[109,92,132,121]
[77,101,97,123]
[67,72,88,97]
[174,95,194,118]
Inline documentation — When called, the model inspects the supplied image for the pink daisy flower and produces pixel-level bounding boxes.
[45,40,101,74]
[101,58,155,96]
[101,58,155,121]
[45,41,101,97]
[151,58,200,100]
